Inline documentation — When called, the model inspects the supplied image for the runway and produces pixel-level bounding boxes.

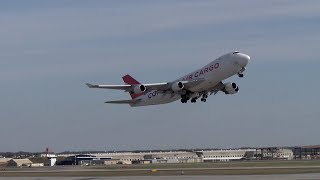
[1,174,320,180]
[1,165,320,177]
[3,165,320,172]
[2,161,320,178]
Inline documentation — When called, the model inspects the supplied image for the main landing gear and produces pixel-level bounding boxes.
[181,93,208,103]
[181,94,196,103]
[191,98,197,103]
[181,95,189,103]
[181,99,188,103]
[200,94,208,102]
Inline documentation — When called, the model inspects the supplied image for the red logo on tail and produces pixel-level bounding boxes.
[122,74,144,99]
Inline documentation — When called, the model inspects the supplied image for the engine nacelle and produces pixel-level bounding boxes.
[132,84,146,94]
[171,81,184,91]
[224,82,239,94]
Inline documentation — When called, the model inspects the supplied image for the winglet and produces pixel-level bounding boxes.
[86,83,97,88]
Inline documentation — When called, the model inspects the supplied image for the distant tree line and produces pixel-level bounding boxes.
[0,151,41,158]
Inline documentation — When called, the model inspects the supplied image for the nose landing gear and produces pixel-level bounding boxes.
[238,67,246,78]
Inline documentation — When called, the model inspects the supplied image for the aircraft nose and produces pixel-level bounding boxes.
[238,53,250,67]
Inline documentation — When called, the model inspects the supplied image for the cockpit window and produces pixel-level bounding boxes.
[232,51,239,54]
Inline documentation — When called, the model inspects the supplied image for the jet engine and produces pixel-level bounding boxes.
[171,81,184,91]
[133,84,146,94]
[224,82,239,94]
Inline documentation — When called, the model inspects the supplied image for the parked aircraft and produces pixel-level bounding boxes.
[86,51,250,106]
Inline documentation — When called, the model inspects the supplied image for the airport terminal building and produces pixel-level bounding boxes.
[56,148,294,165]
[3,146,315,167]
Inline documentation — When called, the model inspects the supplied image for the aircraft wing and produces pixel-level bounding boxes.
[105,99,141,104]
[86,79,204,92]
[144,79,205,91]
[86,83,131,90]
[86,82,169,92]
[208,82,229,95]
[183,79,205,89]
[143,82,169,90]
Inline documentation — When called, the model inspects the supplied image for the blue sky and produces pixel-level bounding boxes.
[1,0,320,152]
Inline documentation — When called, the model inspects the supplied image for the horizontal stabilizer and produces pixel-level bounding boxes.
[105,99,141,104]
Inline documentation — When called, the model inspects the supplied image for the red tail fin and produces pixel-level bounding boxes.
[122,74,144,99]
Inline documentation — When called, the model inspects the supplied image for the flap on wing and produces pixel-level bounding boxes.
[208,82,226,95]
[183,78,205,89]
[86,83,131,90]
[105,99,141,104]
[144,82,169,91]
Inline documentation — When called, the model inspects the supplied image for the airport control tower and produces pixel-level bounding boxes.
[45,147,57,166]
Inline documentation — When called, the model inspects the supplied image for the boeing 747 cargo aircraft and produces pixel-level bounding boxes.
[86,51,250,107]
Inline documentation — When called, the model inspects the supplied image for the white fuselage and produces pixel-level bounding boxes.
[132,52,250,106]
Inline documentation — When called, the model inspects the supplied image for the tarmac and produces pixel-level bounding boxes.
[2,161,320,178]
[1,174,320,180]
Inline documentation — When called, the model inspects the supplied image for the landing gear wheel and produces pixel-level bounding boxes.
[238,73,244,78]
[191,98,197,103]
[181,98,188,103]
[200,98,207,102]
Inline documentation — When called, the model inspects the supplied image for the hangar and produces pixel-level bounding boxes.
[7,159,32,167]
[58,154,112,165]
[293,145,320,159]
